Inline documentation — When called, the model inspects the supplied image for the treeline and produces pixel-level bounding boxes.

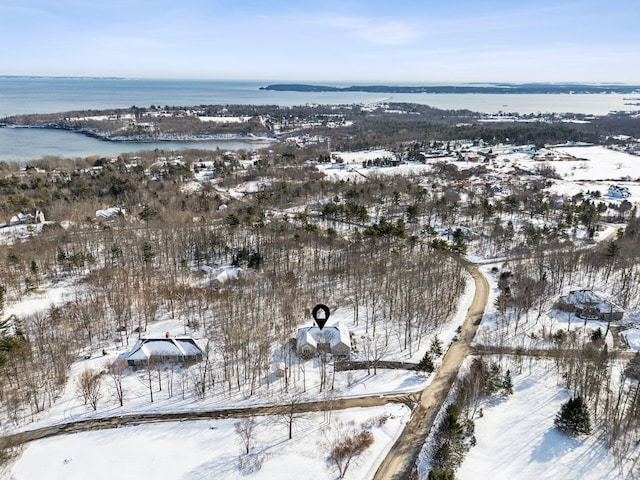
[0,148,252,220]
[3,100,638,154]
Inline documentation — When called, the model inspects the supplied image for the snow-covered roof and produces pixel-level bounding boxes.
[96,207,125,219]
[124,337,203,363]
[296,329,318,349]
[607,185,631,198]
[10,212,32,224]
[560,289,624,314]
[201,265,246,284]
[296,322,350,350]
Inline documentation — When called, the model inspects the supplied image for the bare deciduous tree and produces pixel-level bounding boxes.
[107,358,128,406]
[325,420,374,479]
[76,368,103,411]
[235,417,257,455]
[275,390,304,440]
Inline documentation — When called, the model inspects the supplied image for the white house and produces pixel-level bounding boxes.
[123,336,204,366]
[9,210,45,225]
[296,322,351,358]
[607,185,631,199]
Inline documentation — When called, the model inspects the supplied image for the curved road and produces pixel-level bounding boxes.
[373,264,489,480]
[1,393,414,449]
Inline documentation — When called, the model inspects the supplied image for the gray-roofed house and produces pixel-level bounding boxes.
[123,336,204,366]
[296,322,351,359]
[557,289,624,321]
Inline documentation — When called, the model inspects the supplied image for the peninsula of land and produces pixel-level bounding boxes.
[260,83,640,95]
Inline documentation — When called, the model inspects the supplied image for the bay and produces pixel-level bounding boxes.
[1,77,638,162]
[0,127,271,162]
[1,77,635,117]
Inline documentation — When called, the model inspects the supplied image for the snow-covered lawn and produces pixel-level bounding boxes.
[9,404,409,480]
[622,328,640,350]
[456,361,622,480]
[319,149,436,181]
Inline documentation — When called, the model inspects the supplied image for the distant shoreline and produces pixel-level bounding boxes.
[260,83,640,95]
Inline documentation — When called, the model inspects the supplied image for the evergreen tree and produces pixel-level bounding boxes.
[554,396,591,436]
[416,351,435,374]
[430,441,452,470]
[502,369,514,395]
[489,362,502,393]
[436,404,464,445]
[430,403,466,471]
[430,335,443,357]
[590,328,603,344]
[428,467,455,480]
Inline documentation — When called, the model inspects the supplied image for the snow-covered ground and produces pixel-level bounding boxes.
[544,146,640,183]
[473,263,622,351]
[416,358,635,480]
[4,141,640,478]
[9,404,410,480]
[456,360,623,480]
[319,149,439,181]
[0,260,468,479]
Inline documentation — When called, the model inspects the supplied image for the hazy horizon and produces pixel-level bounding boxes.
[2,76,639,87]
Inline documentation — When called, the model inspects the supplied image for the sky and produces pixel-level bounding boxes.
[1,0,639,83]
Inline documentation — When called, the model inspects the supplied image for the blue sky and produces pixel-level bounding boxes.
[1,0,638,82]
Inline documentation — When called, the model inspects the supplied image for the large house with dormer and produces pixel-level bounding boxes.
[296,322,351,358]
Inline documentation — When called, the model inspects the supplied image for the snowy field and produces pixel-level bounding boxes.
[317,146,640,214]
[319,149,440,181]
[9,404,410,480]
[544,146,640,183]
[456,360,624,480]
[416,358,635,480]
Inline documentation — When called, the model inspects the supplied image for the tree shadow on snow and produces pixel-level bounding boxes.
[183,453,243,480]
[397,373,428,390]
[530,427,581,464]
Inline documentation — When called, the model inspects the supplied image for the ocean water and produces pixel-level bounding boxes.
[0,127,272,162]
[1,77,638,162]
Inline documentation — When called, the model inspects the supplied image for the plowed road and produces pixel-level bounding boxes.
[373,264,489,479]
